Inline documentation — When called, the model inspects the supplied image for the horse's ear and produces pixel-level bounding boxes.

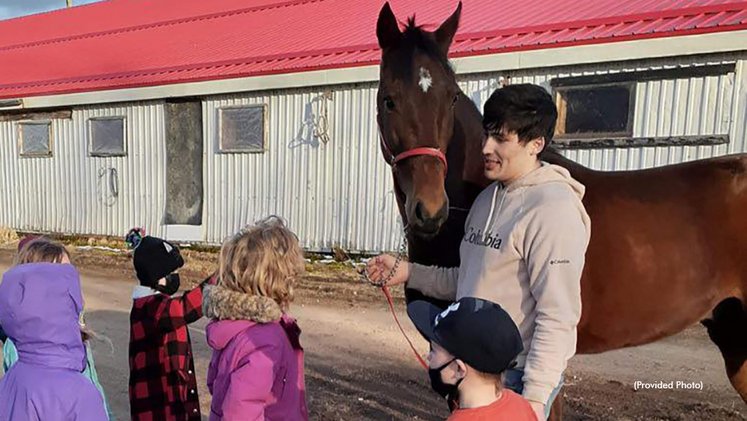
[377,2,401,50]
[435,1,462,56]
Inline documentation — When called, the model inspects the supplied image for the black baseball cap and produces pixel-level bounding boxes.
[407,297,523,374]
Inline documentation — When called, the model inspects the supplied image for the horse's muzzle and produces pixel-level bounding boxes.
[409,200,449,237]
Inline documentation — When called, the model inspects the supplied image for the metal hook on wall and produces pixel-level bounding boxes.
[313,89,333,144]
[97,167,119,207]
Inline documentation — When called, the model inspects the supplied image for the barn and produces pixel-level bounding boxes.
[1,0,746,253]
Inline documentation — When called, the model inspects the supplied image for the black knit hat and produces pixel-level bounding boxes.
[133,236,184,287]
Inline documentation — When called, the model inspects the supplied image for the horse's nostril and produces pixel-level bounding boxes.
[415,202,425,222]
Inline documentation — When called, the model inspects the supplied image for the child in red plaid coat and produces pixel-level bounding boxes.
[127,230,211,421]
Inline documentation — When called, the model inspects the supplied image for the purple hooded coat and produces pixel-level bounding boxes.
[0,263,107,421]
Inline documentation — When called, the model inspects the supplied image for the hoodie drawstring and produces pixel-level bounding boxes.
[482,184,507,242]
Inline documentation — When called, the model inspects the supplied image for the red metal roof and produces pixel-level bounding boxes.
[1,0,746,99]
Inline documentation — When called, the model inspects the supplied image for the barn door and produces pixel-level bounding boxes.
[163,99,204,241]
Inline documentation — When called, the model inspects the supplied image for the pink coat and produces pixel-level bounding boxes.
[204,285,307,421]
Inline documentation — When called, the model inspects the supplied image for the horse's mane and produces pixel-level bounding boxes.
[399,15,456,79]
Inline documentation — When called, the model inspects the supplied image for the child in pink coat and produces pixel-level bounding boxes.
[203,217,307,421]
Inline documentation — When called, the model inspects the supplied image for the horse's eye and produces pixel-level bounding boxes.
[451,94,459,107]
[384,96,395,111]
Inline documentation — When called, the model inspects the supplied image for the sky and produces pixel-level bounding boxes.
[0,0,106,21]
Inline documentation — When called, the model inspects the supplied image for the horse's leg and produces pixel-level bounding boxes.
[547,389,563,421]
[702,297,747,403]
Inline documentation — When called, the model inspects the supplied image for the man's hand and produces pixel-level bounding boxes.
[529,401,546,421]
[365,254,410,286]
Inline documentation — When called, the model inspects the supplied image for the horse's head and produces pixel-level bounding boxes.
[376,2,462,237]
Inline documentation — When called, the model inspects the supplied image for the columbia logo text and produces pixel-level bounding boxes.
[463,227,502,249]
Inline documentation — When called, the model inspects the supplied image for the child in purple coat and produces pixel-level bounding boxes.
[203,216,308,421]
[0,262,108,421]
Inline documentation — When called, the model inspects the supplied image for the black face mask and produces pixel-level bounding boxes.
[155,273,180,296]
[429,358,463,399]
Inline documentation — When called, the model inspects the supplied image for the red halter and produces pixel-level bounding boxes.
[380,136,448,176]
[375,135,447,371]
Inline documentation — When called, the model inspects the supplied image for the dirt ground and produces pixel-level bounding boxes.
[0,240,745,420]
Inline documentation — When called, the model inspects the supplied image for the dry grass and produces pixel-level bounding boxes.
[0,227,18,245]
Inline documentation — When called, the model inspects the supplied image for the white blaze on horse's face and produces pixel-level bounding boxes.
[418,67,433,93]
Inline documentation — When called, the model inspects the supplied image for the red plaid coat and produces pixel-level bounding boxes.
[128,284,204,421]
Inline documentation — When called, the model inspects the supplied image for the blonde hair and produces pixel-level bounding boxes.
[471,368,504,395]
[14,237,70,266]
[218,216,304,310]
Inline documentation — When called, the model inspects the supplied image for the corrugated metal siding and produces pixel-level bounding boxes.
[0,121,18,230]
[0,85,407,252]
[463,54,744,171]
[202,85,404,252]
[0,102,168,239]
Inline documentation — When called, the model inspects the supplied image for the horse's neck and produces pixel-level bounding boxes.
[452,92,490,188]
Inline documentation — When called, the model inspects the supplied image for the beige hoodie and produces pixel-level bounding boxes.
[408,163,591,405]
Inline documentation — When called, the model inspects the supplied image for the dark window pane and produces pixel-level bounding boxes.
[20,122,51,156]
[220,107,265,152]
[562,86,631,135]
[91,118,125,156]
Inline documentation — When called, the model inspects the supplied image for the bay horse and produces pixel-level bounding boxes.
[375,1,747,418]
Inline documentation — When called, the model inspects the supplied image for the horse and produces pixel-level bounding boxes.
[375,2,747,418]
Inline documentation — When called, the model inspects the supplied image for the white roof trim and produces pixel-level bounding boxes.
[18,29,747,110]
[453,28,747,75]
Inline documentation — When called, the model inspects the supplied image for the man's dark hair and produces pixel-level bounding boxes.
[483,84,558,150]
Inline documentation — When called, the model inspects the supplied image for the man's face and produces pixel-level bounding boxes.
[482,129,543,182]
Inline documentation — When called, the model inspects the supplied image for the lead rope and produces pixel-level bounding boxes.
[359,225,429,370]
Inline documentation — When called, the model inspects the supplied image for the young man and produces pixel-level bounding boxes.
[367,84,591,420]
[408,296,537,420]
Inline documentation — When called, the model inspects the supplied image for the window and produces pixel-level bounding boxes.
[89,117,126,157]
[554,83,634,139]
[19,121,52,157]
[219,105,266,153]
[549,64,735,149]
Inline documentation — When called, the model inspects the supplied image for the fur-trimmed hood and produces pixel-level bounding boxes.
[202,284,282,323]
[204,290,307,421]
